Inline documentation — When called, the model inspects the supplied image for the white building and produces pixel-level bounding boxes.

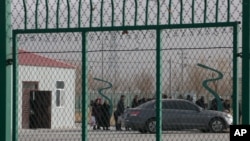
[18,50,76,129]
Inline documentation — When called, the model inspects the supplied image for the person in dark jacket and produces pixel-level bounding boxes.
[138,97,147,105]
[196,96,206,109]
[223,99,231,113]
[210,97,224,111]
[114,95,125,131]
[102,101,111,130]
[92,98,102,130]
[131,95,139,108]
[186,95,193,102]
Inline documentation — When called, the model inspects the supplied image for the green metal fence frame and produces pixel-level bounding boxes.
[1,0,250,141]
[242,0,250,124]
[12,22,239,141]
[0,0,12,141]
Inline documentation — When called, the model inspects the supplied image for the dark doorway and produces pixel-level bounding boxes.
[22,82,38,129]
[29,90,52,129]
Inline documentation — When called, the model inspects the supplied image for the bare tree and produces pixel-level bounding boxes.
[186,64,207,97]
[75,64,82,96]
[207,58,232,99]
[186,57,232,99]
[134,71,155,98]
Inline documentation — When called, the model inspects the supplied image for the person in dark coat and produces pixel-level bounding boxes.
[114,95,125,130]
[102,101,111,130]
[196,96,206,109]
[186,95,193,102]
[223,99,231,113]
[131,95,139,108]
[138,97,147,105]
[92,98,102,130]
[90,100,96,128]
[210,97,224,111]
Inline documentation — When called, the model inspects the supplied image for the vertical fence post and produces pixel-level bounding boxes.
[242,0,250,124]
[233,23,239,124]
[156,29,162,141]
[0,0,12,141]
[82,31,88,141]
[12,32,19,141]
[0,1,7,140]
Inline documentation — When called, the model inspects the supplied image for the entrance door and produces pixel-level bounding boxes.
[29,90,52,129]
[22,82,38,129]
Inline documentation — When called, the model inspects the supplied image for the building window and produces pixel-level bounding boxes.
[56,81,64,107]
[56,81,65,89]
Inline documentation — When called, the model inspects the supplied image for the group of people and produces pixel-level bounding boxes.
[131,95,153,108]
[90,98,111,130]
[90,94,151,131]
[90,94,232,131]
[194,95,231,113]
[90,95,127,131]
[114,95,153,130]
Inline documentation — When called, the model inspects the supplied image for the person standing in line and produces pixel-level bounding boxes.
[196,96,206,109]
[223,99,231,113]
[132,95,139,108]
[186,95,193,102]
[92,98,102,130]
[210,97,224,111]
[114,95,125,131]
[138,96,147,105]
[102,100,111,130]
[90,100,96,129]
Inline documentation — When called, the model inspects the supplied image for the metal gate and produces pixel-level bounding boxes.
[11,0,241,141]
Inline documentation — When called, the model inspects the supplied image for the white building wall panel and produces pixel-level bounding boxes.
[18,66,76,129]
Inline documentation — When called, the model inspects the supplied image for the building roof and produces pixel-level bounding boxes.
[18,49,76,69]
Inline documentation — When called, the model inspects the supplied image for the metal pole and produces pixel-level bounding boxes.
[181,50,183,94]
[232,23,239,124]
[242,0,250,124]
[156,29,162,141]
[0,0,12,141]
[102,34,104,79]
[82,31,88,141]
[169,60,171,96]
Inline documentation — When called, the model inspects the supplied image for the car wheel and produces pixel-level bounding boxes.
[209,118,225,133]
[146,118,156,133]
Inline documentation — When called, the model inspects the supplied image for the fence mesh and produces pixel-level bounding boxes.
[11,0,243,29]
[16,27,234,141]
[11,0,243,141]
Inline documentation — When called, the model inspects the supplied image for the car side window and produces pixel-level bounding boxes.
[163,101,175,109]
[178,101,198,111]
[163,101,198,110]
[162,101,168,109]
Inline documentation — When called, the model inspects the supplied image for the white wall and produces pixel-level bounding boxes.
[18,65,76,129]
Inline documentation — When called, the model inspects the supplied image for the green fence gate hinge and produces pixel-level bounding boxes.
[236,52,242,58]
[6,59,13,66]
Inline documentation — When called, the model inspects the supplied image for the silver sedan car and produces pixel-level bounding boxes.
[124,99,232,133]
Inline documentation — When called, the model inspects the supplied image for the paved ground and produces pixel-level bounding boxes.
[18,126,230,141]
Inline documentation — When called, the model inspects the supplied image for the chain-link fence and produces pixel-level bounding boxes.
[10,0,244,141]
